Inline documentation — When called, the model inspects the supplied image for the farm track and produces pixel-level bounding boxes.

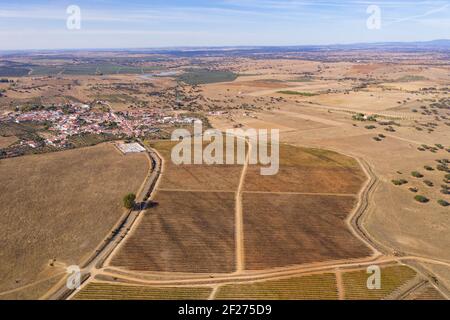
[45,141,162,300]
[235,138,250,273]
[42,140,448,300]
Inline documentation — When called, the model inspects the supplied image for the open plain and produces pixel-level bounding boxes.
[1,43,449,300]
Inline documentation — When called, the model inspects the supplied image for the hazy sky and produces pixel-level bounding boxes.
[0,0,449,50]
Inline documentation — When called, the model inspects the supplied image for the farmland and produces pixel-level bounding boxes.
[1,43,449,300]
[243,193,371,269]
[107,140,371,275]
[404,284,446,300]
[243,145,366,194]
[74,283,212,300]
[0,143,149,298]
[178,69,238,85]
[342,265,417,300]
[110,191,236,273]
[215,273,338,300]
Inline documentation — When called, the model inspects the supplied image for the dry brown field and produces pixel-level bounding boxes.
[110,191,236,273]
[0,143,149,297]
[244,145,366,194]
[0,135,17,148]
[243,193,370,269]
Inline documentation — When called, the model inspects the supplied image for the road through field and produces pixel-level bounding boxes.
[45,141,162,300]
[235,137,250,273]
[76,154,449,299]
[45,140,449,300]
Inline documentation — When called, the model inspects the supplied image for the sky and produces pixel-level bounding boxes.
[0,0,449,50]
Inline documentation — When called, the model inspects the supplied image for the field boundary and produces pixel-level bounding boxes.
[44,141,162,300]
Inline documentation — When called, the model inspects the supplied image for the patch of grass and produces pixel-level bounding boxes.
[277,90,316,96]
[395,75,428,82]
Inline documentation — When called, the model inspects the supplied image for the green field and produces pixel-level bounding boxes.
[277,90,316,96]
[22,64,162,76]
[215,274,338,300]
[74,283,212,300]
[342,265,417,300]
[178,69,238,85]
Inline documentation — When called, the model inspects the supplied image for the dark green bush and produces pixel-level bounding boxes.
[414,195,429,203]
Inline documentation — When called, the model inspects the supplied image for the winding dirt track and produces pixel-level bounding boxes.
[41,139,449,300]
[44,141,163,300]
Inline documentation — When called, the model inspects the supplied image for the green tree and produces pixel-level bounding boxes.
[414,195,429,203]
[123,193,136,209]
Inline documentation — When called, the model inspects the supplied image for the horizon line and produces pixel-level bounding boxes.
[1,39,449,53]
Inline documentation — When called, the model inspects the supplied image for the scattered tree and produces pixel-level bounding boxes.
[411,171,424,178]
[123,193,136,209]
[438,199,449,207]
[414,195,429,203]
[423,180,434,187]
[392,179,408,186]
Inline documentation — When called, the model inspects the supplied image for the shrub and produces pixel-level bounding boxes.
[409,187,418,193]
[365,125,376,130]
[423,180,434,187]
[445,174,450,180]
[123,193,136,209]
[411,171,424,178]
[414,195,429,203]
[435,144,444,149]
[392,179,408,186]
[438,200,449,207]
[424,165,434,171]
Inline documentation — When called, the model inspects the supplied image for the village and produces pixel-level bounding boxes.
[0,102,198,158]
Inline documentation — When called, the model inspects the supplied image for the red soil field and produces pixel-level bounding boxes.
[110,191,236,273]
[243,193,372,270]
[244,165,366,194]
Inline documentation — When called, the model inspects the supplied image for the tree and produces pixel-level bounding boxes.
[123,193,136,210]
[414,195,429,203]
[411,171,424,178]
[438,200,449,207]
